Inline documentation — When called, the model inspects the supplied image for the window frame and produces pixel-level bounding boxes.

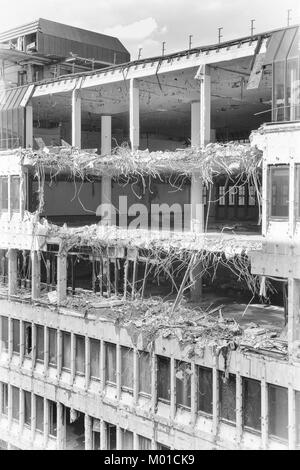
[268,164,290,220]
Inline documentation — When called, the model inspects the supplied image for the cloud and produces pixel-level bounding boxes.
[104,17,160,40]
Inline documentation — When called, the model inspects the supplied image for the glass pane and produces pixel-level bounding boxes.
[75,335,85,375]
[36,325,44,362]
[274,61,285,121]
[62,332,71,370]
[35,395,44,432]
[48,328,57,366]
[105,343,116,384]
[1,316,8,351]
[157,356,170,402]
[49,401,57,437]
[24,391,31,426]
[198,366,213,415]
[90,339,100,379]
[12,386,20,421]
[138,351,151,395]
[243,378,261,431]
[121,347,133,389]
[0,177,8,211]
[270,166,289,217]
[1,383,8,415]
[219,373,236,423]
[12,319,20,354]
[175,361,191,408]
[139,435,151,450]
[287,58,300,121]
[10,176,20,212]
[122,430,133,450]
[268,384,288,440]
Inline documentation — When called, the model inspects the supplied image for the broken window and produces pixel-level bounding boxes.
[268,384,288,440]
[218,186,226,206]
[49,401,57,437]
[75,335,85,375]
[121,346,133,391]
[12,386,20,421]
[0,177,8,213]
[219,372,236,423]
[1,382,8,415]
[175,360,191,409]
[24,322,32,358]
[106,423,116,450]
[10,176,20,212]
[1,316,8,351]
[36,325,44,362]
[238,185,246,206]
[157,355,171,403]
[122,429,133,449]
[12,319,20,354]
[105,342,116,385]
[62,331,71,371]
[242,377,261,432]
[35,395,44,432]
[197,366,213,415]
[24,390,31,427]
[270,165,289,218]
[90,339,100,379]
[48,328,57,367]
[296,391,300,446]
[139,435,151,450]
[138,351,151,395]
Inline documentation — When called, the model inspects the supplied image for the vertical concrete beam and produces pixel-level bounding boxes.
[129,78,140,151]
[57,402,65,450]
[191,101,200,147]
[57,253,67,304]
[236,372,243,445]
[57,329,62,378]
[84,414,92,450]
[31,321,36,371]
[19,320,24,367]
[101,115,112,226]
[170,356,176,420]
[72,88,81,148]
[8,384,12,429]
[116,425,122,450]
[25,103,33,148]
[116,343,121,401]
[261,371,268,449]
[151,352,157,414]
[31,393,36,443]
[71,332,75,383]
[85,336,90,390]
[133,348,139,405]
[8,317,13,361]
[133,433,139,450]
[190,362,197,425]
[100,420,107,450]
[200,65,211,147]
[8,249,18,297]
[288,279,300,355]
[212,364,219,436]
[44,326,49,377]
[31,251,40,300]
[100,339,105,392]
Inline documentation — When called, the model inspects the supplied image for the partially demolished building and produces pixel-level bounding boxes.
[0,20,299,450]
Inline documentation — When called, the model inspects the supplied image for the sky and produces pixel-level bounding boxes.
[0,0,299,59]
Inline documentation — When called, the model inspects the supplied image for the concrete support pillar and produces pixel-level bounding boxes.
[288,278,300,356]
[44,326,49,377]
[101,115,112,225]
[288,386,296,450]
[8,249,18,297]
[8,384,12,429]
[116,425,122,450]
[133,432,139,450]
[31,251,40,300]
[19,320,24,367]
[57,253,67,304]
[200,65,211,147]
[100,339,105,392]
[190,362,197,425]
[8,317,13,361]
[133,348,138,405]
[100,420,107,450]
[72,88,81,148]
[85,336,90,390]
[84,414,92,450]
[57,402,65,450]
[170,356,176,420]
[116,343,121,401]
[71,332,75,383]
[129,78,139,151]
[151,352,157,414]
[25,103,33,148]
[57,330,62,377]
[31,321,36,370]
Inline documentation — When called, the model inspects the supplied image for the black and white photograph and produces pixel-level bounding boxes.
[0,0,299,454]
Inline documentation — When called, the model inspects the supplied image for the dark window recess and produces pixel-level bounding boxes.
[175,360,191,408]
[139,435,152,450]
[268,384,288,440]
[35,395,44,432]
[243,378,261,431]
[1,382,8,415]
[157,356,171,402]
[48,328,57,366]
[12,386,20,421]
[270,166,289,218]
[107,423,116,450]
[75,335,85,375]
[138,351,151,395]
[24,391,31,427]
[219,372,236,423]
[1,316,8,351]
[198,366,213,415]
[49,401,57,437]
[24,322,32,357]
[36,325,44,362]
[122,429,134,449]
[90,339,100,379]
[105,342,116,384]
[12,319,20,354]
[0,177,8,212]
[121,346,133,390]
[62,331,71,370]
